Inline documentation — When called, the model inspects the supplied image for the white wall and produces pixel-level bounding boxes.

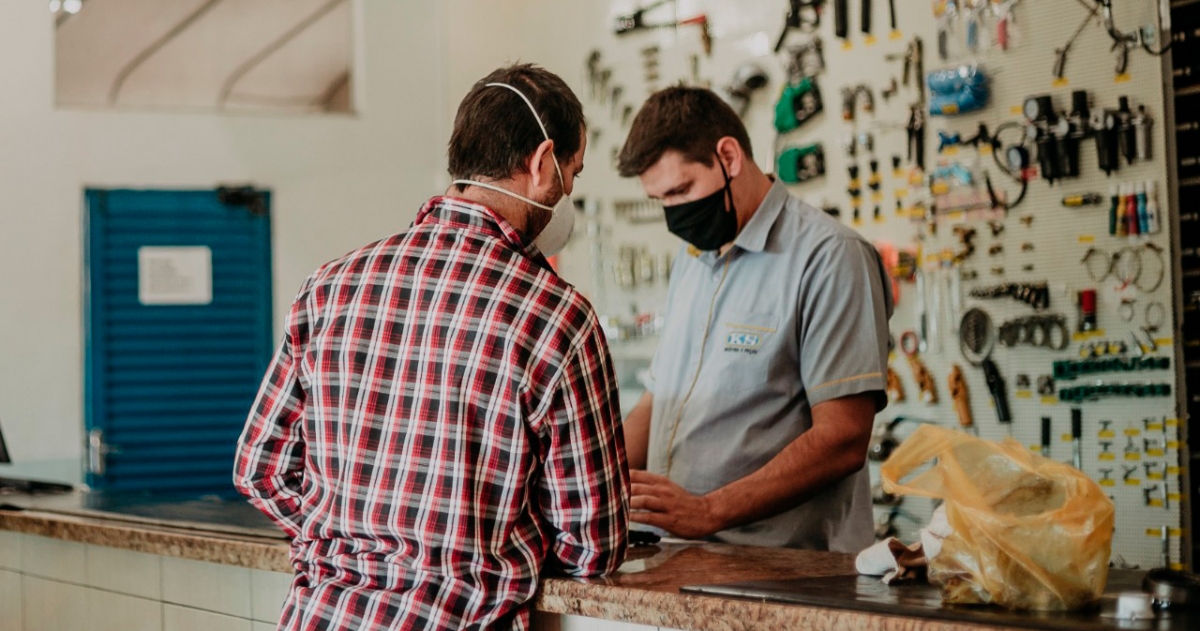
[0,0,445,483]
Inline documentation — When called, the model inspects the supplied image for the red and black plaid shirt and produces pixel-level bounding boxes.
[234,196,629,631]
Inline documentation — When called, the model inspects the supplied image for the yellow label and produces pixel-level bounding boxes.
[1028,444,1041,452]
[853,219,864,227]
[895,188,908,199]
[942,146,960,156]
[871,192,884,203]
[1126,453,1141,461]
[1149,499,1164,507]
[1147,473,1165,480]
[1147,528,1184,537]
[1053,77,1070,87]
[850,179,862,188]
[1101,479,1116,487]
[1099,430,1116,439]
[874,215,885,224]
[865,35,878,46]
[979,145,993,155]
[1168,466,1182,475]
[1156,338,1173,347]
[842,40,854,51]
[1168,441,1181,449]
[1041,396,1059,405]
[1167,418,1180,427]
[1147,449,1165,457]
[1146,422,1163,431]
[1124,428,1141,437]
[1099,453,1116,461]
[1016,390,1033,399]
[1126,478,1142,486]
[893,170,904,179]
[948,210,965,222]
[1115,73,1132,83]
[1072,329,1107,341]
[890,30,903,40]
[1172,563,1185,571]
[932,183,951,195]
[941,104,960,115]
[1061,433,1073,442]
[1169,493,1182,502]
[1078,235,1096,244]
[1010,105,1023,115]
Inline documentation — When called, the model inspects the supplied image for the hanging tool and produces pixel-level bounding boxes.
[887,365,906,403]
[948,364,974,434]
[887,0,896,32]
[1071,408,1083,470]
[900,331,938,404]
[861,0,871,37]
[615,2,713,55]
[1053,1,1099,81]
[774,0,825,52]
[915,270,929,352]
[960,308,1010,425]
[1041,417,1052,458]
[834,0,849,39]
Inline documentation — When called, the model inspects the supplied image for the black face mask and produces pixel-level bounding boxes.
[663,158,738,251]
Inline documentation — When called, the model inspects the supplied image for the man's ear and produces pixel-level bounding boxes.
[528,139,557,189]
[715,136,745,178]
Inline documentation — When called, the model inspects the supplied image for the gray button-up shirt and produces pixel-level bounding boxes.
[645,180,893,552]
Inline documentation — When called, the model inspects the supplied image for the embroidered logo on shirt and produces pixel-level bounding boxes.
[726,332,762,352]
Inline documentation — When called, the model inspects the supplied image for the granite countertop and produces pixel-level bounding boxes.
[0,501,1042,631]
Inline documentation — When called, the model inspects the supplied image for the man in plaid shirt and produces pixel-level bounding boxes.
[234,64,629,630]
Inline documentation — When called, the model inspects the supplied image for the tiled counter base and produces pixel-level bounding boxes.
[0,529,292,631]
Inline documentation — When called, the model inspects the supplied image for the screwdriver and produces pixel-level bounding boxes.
[1072,408,1083,470]
[1062,193,1103,207]
[1041,416,1052,458]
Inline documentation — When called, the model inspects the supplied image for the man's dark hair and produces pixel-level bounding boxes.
[448,64,585,191]
[617,86,753,178]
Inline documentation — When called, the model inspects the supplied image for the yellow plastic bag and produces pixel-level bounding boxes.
[880,424,1114,611]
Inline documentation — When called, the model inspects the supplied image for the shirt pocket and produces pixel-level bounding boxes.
[710,312,779,389]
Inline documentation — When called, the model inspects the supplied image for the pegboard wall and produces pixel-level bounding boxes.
[560,0,1188,570]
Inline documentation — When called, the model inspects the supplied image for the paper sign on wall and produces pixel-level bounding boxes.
[137,246,212,306]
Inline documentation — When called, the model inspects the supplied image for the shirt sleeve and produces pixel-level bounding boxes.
[798,237,894,410]
[233,282,312,539]
[536,320,630,577]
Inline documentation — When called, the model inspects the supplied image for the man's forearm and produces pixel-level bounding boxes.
[704,396,875,531]
[623,391,653,469]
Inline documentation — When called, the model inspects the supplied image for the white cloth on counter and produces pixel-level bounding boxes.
[856,506,952,584]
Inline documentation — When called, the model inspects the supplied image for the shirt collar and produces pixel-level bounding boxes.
[415,196,553,270]
[731,179,788,254]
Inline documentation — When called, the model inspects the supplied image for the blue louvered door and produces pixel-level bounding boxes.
[85,189,273,495]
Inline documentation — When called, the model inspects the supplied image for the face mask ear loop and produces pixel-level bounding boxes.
[717,154,734,215]
[485,82,564,191]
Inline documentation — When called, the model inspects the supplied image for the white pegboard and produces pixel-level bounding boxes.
[562,0,1187,570]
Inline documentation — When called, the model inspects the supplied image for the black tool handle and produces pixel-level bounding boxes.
[888,0,897,30]
[862,0,872,34]
[1042,417,1052,453]
[1072,408,1083,439]
[835,0,849,39]
[982,358,1012,423]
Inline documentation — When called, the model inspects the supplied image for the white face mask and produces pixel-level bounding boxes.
[452,82,576,258]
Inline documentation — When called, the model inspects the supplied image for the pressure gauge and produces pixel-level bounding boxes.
[1006,145,1030,172]
[1023,95,1053,121]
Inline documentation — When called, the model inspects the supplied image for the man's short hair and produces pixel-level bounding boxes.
[617,86,754,177]
[448,64,585,191]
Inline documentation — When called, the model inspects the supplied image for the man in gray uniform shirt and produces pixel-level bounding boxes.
[616,87,893,552]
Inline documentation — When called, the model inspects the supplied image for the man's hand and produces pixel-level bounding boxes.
[629,470,723,539]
